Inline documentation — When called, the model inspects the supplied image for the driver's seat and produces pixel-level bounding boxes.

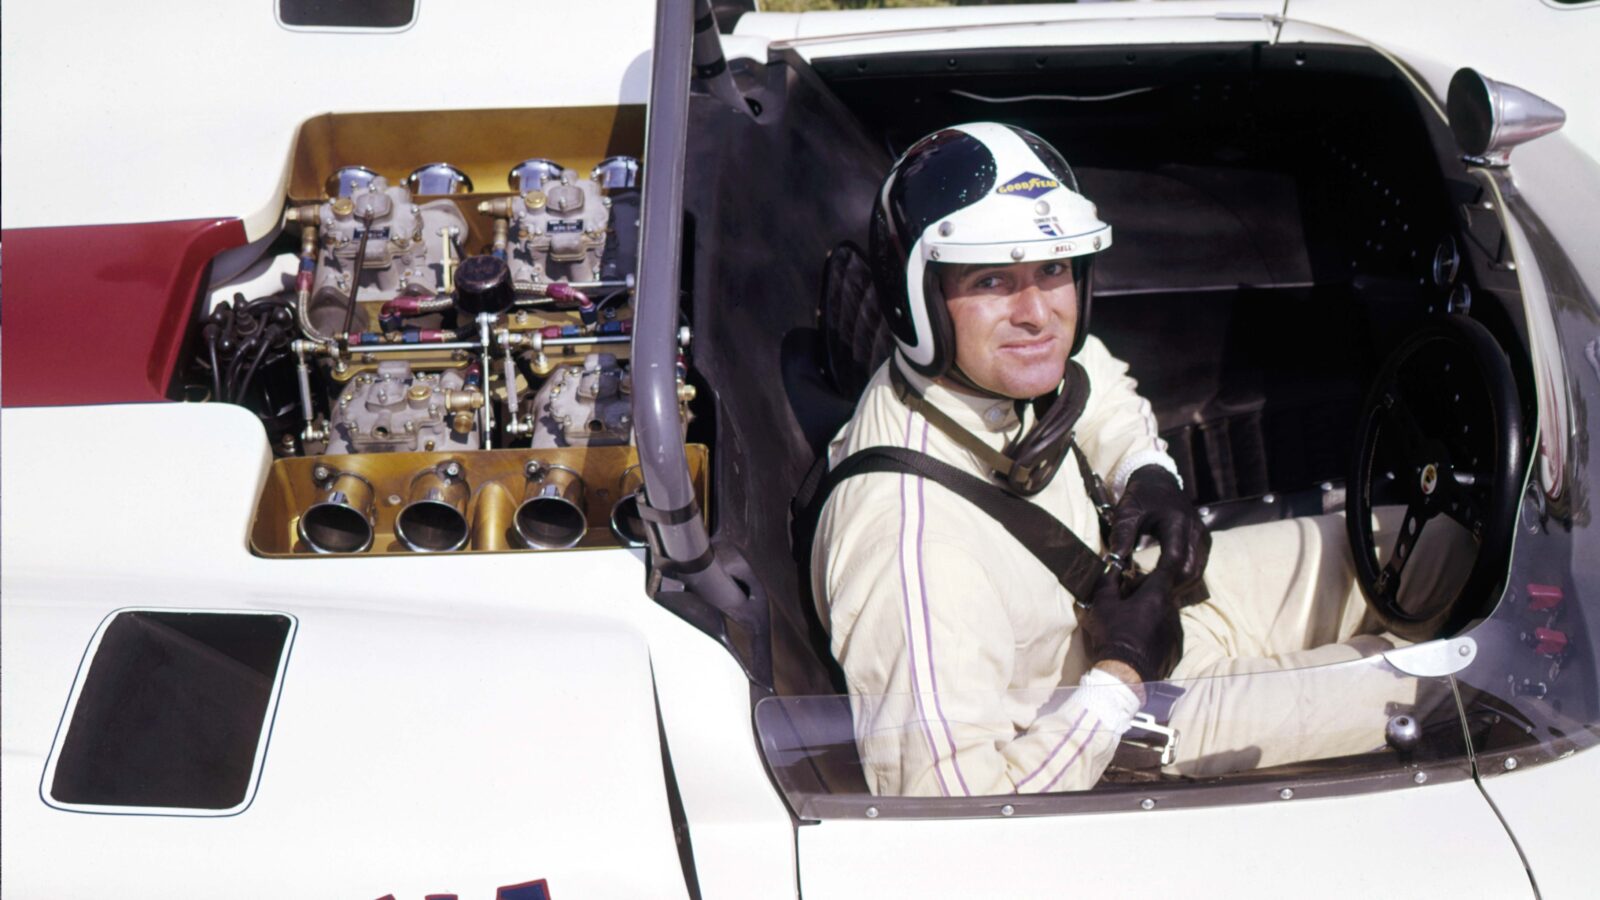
[780,241,895,461]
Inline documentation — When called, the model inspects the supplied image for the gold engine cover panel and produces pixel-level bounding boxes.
[251,444,707,557]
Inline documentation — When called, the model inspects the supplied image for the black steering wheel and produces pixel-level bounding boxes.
[1347,315,1527,640]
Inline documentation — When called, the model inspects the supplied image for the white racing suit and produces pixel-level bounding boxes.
[811,337,1471,797]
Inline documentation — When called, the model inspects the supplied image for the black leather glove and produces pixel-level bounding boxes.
[1079,567,1184,683]
[1108,465,1211,605]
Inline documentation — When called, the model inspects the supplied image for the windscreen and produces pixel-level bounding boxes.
[757,652,1493,818]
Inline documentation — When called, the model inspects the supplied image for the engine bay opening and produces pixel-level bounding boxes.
[185,105,708,557]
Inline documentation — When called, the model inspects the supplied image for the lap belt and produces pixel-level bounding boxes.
[1125,682,1185,766]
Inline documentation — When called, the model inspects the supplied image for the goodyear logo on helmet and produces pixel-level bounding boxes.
[996,172,1060,199]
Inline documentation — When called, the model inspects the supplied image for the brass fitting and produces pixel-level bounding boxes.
[285,202,323,225]
[476,197,516,218]
[443,388,485,413]
[291,338,331,357]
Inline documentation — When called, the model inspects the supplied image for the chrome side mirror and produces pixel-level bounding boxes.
[1447,68,1566,167]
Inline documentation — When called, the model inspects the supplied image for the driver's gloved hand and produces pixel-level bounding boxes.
[1108,464,1211,606]
[1078,567,1184,684]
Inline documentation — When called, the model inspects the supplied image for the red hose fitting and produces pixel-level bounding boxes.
[546,282,590,305]
[382,296,423,317]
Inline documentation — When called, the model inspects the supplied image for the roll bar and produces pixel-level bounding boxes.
[632,0,760,636]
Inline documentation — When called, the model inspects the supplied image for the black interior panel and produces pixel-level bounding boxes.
[684,43,1485,694]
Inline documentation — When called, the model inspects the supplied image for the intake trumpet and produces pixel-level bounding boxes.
[394,460,471,552]
[515,462,588,549]
[299,466,376,554]
[609,464,649,548]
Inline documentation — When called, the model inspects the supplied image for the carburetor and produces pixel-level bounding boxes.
[480,158,612,286]
[300,166,470,335]
[527,353,632,448]
[328,360,484,454]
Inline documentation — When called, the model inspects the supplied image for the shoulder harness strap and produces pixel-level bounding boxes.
[793,445,1107,604]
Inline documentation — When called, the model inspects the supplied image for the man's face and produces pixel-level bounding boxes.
[939,259,1078,399]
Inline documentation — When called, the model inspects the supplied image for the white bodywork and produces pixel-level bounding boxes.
[798,784,1531,899]
[0,0,655,238]
[1,404,794,898]
[3,1,1597,897]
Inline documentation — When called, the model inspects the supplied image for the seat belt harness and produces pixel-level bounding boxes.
[794,445,1108,604]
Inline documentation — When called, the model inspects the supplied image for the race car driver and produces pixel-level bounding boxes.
[808,122,1471,797]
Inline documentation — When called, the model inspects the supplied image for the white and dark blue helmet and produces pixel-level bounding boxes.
[870,122,1112,378]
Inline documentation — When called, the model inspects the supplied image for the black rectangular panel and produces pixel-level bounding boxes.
[277,0,415,29]
[50,611,292,810]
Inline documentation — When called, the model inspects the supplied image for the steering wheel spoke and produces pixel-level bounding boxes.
[1375,500,1432,601]
[1438,471,1489,539]
[1379,383,1431,467]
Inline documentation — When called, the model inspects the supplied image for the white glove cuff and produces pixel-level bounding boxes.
[1078,667,1142,736]
[1110,447,1183,497]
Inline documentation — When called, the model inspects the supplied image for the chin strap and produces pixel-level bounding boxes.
[889,359,1093,496]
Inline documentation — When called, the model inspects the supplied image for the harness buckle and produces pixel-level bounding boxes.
[1123,712,1179,767]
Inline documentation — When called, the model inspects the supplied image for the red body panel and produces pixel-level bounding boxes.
[2,219,247,407]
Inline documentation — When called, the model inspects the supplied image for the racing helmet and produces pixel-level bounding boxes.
[869,122,1111,379]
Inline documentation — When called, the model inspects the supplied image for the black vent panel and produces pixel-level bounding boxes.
[47,610,294,813]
